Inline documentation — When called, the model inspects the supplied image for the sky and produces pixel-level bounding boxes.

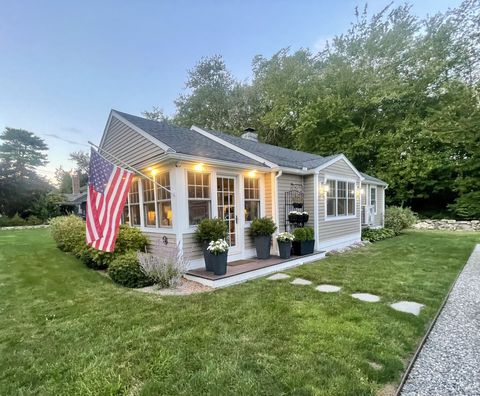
[0,0,462,182]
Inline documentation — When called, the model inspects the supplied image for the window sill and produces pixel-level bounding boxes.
[139,227,174,233]
[325,215,357,222]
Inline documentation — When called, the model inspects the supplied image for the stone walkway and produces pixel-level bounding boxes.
[401,244,480,396]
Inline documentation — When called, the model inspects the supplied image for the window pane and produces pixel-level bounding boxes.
[348,198,355,215]
[370,188,376,205]
[327,180,336,197]
[245,200,260,221]
[338,198,346,215]
[122,205,129,225]
[130,204,141,226]
[327,198,336,216]
[158,201,172,227]
[156,172,170,200]
[338,181,346,198]
[188,200,210,225]
[144,202,156,226]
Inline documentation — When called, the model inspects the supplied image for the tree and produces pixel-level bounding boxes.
[0,128,51,216]
[142,106,168,122]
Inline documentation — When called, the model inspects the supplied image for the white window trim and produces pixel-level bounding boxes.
[324,179,357,221]
[125,178,142,227]
[186,169,213,230]
[243,175,262,224]
[155,171,173,229]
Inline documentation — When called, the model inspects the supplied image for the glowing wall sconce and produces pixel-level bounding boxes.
[247,170,257,178]
[319,183,330,195]
[193,163,204,172]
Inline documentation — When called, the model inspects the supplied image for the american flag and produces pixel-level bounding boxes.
[86,148,134,252]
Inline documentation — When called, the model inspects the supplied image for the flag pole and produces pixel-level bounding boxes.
[87,141,173,195]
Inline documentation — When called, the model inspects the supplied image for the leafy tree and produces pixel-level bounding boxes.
[142,106,168,122]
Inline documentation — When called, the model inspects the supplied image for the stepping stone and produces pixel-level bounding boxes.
[351,293,380,302]
[291,278,312,286]
[267,273,290,280]
[390,301,425,316]
[315,284,342,293]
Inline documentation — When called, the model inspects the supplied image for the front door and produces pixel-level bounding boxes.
[217,176,240,255]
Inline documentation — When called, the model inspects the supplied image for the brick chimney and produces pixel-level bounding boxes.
[71,172,80,195]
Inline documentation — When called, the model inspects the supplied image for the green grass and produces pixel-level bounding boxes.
[0,229,478,395]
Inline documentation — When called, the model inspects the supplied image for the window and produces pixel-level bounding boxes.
[128,180,141,226]
[156,172,172,227]
[244,176,260,221]
[326,180,336,216]
[142,179,156,227]
[370,187,377,214]
[326,180,356,217]
[187,171,211,225]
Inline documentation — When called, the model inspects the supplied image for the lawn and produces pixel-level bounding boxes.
[0,229,478,395]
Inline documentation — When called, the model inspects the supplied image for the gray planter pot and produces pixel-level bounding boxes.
[210,251,228,275]
[255,235,272,259]
[202,241,214,272]
[277,240,292,259]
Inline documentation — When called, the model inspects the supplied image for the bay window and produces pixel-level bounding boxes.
[156,172,172,227]
[142,179,156,227]
[187,171,211,225]
[244,176,260,221]
[326,179,356,218]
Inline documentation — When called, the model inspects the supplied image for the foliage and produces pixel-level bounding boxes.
[108,251,154,288]
[32,191,65,220]
[206,239,229,255]
[384,206,418,235]
[137,245,187,288]
[142,106,169,122]
[361,227,396,242]
[292,227,314,241]
[49,215,86,252]
[277,232,295,242]
[0,127,52,216]
[194,218,228,243]
[448,191,480,219]
[0,213,44,227]
[79,225,149,269]
[249,217,277,237]
[162,1,480,218]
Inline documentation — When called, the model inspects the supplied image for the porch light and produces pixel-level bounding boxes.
[319,183,330,195]
[147,166,158,176]
[193,163,204,172]
[247,170,257,178]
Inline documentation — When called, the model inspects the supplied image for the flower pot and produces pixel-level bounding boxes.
[210,251,228,275]
[255,235,272,259]
[202,241,214,271]
[277,240,292,259]
[288,213,297,223]
[293,202,303,209]
[292,240,315,256]
[302,213,309,223]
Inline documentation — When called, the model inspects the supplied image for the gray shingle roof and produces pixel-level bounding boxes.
[205,128,338,169]
[360,172,388,186]
[114,111,267,168]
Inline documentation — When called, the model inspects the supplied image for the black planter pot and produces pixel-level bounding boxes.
[210,251,228,275]
[302,214,309,223]
[254,235,272,259]
[292,240,315,256]
[288,213,297,223]
[293,202,303,209]
[277,240,292,259]
[202,241,214,271]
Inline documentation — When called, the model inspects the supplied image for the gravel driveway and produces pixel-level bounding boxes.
[401,244,480,396]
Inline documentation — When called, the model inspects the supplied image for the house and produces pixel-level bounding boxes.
[99,110,387,280]
[60,173,87,218]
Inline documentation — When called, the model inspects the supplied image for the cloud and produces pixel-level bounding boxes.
[43,133,89,147]
[61,126,83,134]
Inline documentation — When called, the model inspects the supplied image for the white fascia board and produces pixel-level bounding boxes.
[164,152,270,171]
[111,110,175,153]
[314,154,364,181]
[190,125,278,168]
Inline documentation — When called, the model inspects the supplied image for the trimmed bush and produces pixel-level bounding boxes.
[108,251,153,288]
[78,225,149,269]
[249,217,277,237]
[384,206,418,235]
[0,214,44,227]
[49,215,85,252]
[362,227,396,242]
[194,218,227,243]
[292,227,314,241]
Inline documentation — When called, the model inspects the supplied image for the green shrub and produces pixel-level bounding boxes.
[249,217,277,237]
[49,215,85,252]
[361,227,396,242]
[26,215,43,225]
[384,206,417,235]
[292,227,315,241]
[194,218,227,243]
[78,225,148,270]
[449,191,480,219]
[108,251,153,288]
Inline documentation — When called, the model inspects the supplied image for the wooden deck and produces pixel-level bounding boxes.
[185,251,326,288]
